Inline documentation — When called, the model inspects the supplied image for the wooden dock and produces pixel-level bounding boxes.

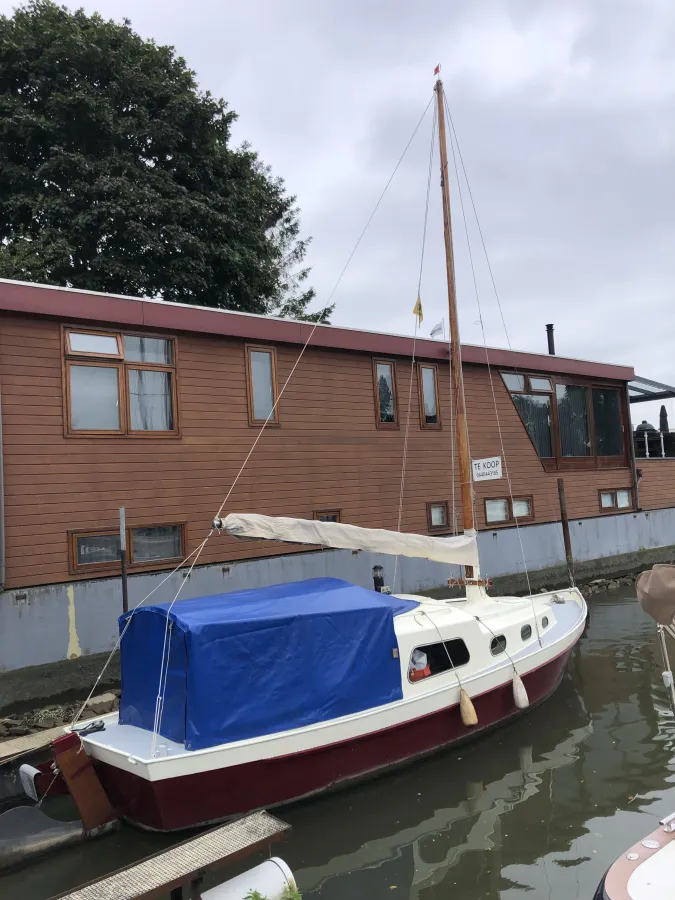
[0,725,66,764]
[49,810,291,900]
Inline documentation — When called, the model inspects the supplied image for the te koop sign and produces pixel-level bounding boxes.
[472,456,503,482]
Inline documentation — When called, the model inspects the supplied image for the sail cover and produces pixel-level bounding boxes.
[218,513,479,567]
[118,577,418,751]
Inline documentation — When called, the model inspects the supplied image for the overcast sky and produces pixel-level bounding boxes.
[4,0,675,425]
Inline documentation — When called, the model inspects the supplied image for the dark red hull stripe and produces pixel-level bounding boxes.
[97,648,572,831]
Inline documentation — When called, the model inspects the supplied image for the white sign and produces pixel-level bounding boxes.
[472,456,503,482]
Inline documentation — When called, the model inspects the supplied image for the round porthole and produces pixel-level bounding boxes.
[542,616,549,629]
[521,624,532,641]
[490,635,507,656]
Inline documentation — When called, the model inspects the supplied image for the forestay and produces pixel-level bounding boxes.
[217,513,479,567]
[118,578,418,750]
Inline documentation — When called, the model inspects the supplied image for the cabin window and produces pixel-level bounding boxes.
[408,639,470,682]
[130,526,183,563]
[373,359,398,427]
[246,346,279,425]
[521,624,532,641]
[599,488,632,511]
[427,501,450,533]
[418,364,441,428]
[490,635,507,655]
[70,524,185,574]
[313,509,341,523]
[485,496,533,525]
[501,372,626,470]
[64,329,177,436]
[542,616,549,629]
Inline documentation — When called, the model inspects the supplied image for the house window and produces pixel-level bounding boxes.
[599,488,632,511]
[418,364,441,428]
[313,510,341,523]
[490,635,507,656]
[246,346,279,425]
[64,329,177,436]
[501,372,626,469]
[485,496,534,525]
[130,526,183,563]
[408,639,470,682]
[70,524,185,573]
[556,384,590,457]
[373,359,398,426]
[427,501,450,533]
[593,388,623,456]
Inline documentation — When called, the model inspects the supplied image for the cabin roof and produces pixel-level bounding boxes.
[0,277,635,382]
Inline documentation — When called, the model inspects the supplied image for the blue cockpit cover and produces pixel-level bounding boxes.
[118,578,418,750]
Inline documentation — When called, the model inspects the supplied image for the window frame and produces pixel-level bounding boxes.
[245,344,280,427]
[597,488,634,513]
[313,509,342,523]
[65,329,123,359]
[483,495,535,527]
[417,363,442,430]
[373,358,399,429]
[62,325,179,439]
[501,370,629,472]
[407,639,470,683]
[68,523,186,575]
[426,500,451,534]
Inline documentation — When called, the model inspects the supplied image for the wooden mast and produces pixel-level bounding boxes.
[435,79,475,559]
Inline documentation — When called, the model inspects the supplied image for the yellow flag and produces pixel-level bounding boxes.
[412,296,423,325]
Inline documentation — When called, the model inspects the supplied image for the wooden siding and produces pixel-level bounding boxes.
[0,313,655,590]
[636,459,675,510]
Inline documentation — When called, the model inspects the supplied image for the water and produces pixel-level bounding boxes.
[3,588,675,900]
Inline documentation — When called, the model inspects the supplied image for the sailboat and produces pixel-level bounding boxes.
[27,79,587,831]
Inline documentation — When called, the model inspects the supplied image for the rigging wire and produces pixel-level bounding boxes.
[443,92,540,640]
[146,92,437,754]
[393,101,437,590]
[445,104,575,587]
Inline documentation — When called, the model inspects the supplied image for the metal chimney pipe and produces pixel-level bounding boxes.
[546,324,555,355]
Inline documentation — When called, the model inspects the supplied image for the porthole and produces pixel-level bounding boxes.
[521,624,532,641]
[542,616,549,629]
[490,635,507,656]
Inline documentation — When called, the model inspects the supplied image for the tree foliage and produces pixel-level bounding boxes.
[0,1,331,320]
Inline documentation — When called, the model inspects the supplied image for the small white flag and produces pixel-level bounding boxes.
[430,320,444,338]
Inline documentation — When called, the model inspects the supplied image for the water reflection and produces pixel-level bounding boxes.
[2,590,675,900]
[283,591,675,899]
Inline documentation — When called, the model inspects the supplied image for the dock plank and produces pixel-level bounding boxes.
[0,725,66,763]
[51,810,290,900]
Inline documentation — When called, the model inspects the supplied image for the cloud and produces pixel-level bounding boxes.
[2,0,674,421]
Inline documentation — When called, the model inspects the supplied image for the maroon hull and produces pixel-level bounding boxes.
[97,648,573,831]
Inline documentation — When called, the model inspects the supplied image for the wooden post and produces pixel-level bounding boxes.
[557,478,574,585]
[120,507,129,615]
[435,79,474,577]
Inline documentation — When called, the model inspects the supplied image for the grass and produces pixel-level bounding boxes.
[244,888,302,900]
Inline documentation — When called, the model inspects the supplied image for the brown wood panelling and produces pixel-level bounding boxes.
[0,313,658,590]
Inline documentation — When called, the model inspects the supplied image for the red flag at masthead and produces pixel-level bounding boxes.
[434,64,441,75]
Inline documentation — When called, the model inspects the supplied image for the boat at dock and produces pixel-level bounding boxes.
[21,76,588,832]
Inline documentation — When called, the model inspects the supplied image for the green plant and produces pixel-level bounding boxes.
[243,887,302,900]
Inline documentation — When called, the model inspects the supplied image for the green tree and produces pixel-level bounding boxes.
[0,1,331,321]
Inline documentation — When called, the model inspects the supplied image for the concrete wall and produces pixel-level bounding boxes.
[2,506,675,674]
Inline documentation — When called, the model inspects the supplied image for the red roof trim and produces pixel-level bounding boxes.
[0,278,635,382]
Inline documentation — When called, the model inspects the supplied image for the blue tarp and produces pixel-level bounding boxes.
[119,577,418,750]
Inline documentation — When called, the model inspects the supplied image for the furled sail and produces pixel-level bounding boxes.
[215,513,479,567]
